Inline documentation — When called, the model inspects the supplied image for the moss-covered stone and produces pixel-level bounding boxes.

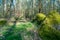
[34,12,60,40]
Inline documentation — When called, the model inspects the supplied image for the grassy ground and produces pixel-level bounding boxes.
[0,22,37,40]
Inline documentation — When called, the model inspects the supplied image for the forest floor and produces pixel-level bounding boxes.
[0,22,41,40]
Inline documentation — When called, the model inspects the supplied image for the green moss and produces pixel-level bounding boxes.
[48,11,60,25]
[38,24,60,40]
[35,11,60,40]
[36,13,46,21]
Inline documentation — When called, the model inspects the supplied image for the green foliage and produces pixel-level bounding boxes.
[48,10,60,25]
[34,11,60,40]
[2,22,34,40]
[0,19,7,25]
[36,13,46,22]
[38,24,60,40]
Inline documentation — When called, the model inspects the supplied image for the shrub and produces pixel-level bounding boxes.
[0,19,7,25]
